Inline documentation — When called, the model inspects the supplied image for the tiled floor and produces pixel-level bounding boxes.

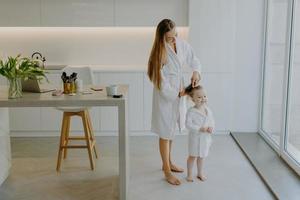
[0,135,274,200]
[231,132,300,200]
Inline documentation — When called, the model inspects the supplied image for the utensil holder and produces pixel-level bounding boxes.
[63,82,76,94]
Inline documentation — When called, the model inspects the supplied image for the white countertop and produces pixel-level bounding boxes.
[0,85,128,107]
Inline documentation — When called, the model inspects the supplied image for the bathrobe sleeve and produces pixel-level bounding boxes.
[185,110,200,133]
[159,69,179,101]
[207,107,215,130]
[184,41,202,76]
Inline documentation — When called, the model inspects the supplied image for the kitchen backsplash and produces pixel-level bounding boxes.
[0,27,188,67]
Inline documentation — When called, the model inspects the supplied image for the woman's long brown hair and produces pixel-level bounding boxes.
[148,19,175,90]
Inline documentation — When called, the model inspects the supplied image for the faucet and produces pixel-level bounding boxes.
[31,52,46,68]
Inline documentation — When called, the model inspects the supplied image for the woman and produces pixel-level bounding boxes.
[148,19,202,185]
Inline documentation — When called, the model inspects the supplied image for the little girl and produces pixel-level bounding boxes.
[185,84,215,182]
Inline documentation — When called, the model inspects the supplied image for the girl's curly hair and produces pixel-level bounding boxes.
[185,84,203,97]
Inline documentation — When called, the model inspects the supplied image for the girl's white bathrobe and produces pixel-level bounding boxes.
[185,106,215,157]
[151,37,201,140]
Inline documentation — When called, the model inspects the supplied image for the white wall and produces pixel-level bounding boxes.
[0,0,266,134]
[233,0,265,132]
[189,0,265,132]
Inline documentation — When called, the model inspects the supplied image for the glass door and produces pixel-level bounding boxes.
[284,0,300,173]
[261,0,290,148]
[260,0,300,175]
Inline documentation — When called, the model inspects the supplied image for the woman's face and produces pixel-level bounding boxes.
[192,89,208,107]
[165,28,177,44]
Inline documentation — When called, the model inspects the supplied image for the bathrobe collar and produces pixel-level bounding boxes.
[166,37,181,67]
[190,105,209,118]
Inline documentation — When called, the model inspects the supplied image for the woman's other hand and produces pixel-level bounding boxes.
[191,71,201,87]
[200,127,208,132]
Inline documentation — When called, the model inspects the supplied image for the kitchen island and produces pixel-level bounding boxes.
[0,85,129,200]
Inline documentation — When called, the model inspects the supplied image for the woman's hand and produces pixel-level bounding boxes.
[191,71,201,87]
[178,84,186,97]
[200,127,213,133]
[178,89,186,97]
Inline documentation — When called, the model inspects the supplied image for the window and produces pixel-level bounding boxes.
[261,0,289,146]
[286,0,300,163]
[260,0,300,175]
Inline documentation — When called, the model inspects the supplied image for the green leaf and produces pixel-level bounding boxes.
[0,54,47,80]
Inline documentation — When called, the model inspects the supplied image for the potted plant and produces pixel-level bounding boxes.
[0,54,47,98]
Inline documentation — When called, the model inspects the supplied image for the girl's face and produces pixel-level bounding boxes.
[191,89,208,106]
[165,28,177,44]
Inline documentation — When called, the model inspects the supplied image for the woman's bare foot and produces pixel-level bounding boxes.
[170,163,184,173]
[164,172,181,185]
[162,164,184,173]
[186,176,194,182]
[197,174,207,181]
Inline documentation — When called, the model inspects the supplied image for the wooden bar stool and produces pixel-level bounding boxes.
[56,66,98,171]
[56,110,98,171]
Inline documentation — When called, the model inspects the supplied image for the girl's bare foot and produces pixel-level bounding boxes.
[186,176,194,182]
[197,174,207,181]
[164,172,181,185]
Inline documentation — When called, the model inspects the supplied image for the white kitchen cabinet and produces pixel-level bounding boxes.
[9,108,41,131]
[0,0,40,27]
[143,73,153,131]
[115,0,188,26]
[0,0,188,27]
[41,0,114,27]
[97,72,144,132]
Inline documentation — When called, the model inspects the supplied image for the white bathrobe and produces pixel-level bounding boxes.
[151,37,201,140]
[185,106,215,157]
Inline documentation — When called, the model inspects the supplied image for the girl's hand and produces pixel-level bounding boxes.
[207,127,213,133]
[191,71,201,87]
